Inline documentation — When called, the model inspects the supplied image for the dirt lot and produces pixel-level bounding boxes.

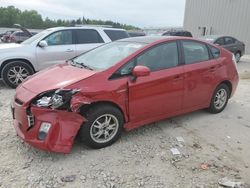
[0,59,250,188]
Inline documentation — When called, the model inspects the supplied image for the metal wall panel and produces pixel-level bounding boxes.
[184,0,250,53]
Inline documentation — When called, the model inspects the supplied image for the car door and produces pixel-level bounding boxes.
[223,37,237,54]
[127,41,184,123]
[74,29,105,56]
[36,29,76,70]
[181,40,217,110]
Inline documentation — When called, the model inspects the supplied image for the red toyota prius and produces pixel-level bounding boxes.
[12,36,239,153]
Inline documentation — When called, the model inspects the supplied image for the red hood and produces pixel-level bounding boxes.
[20,63,96,94]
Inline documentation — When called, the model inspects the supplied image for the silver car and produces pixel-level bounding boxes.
[0,26,129,88]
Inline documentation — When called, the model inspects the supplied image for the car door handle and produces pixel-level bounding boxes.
[65,49,74,52]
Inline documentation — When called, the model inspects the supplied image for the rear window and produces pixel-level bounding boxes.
[104,30,129,41]
[75,29,104,44]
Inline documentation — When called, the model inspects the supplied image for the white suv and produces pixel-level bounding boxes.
[0,26,129,88]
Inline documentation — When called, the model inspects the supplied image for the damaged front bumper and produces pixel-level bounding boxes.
[12,100,85,153]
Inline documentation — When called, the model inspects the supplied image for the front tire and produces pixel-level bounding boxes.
[207,84,230,114]
[79,105,124,149]
[2,61,34,88]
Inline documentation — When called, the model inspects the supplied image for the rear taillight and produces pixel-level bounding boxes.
[232,54,237,67]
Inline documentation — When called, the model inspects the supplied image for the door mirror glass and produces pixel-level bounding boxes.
[38,40,48,48]
[132,65,150,77]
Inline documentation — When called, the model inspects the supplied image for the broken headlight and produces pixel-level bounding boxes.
[35,89,80,110]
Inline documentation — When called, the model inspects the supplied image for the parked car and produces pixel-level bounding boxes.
[162,30,193,37]
[0,26,129,88]
[128,31,146,37]
[200,35,245,63]
[8,31,37,43]
[11,36,239,153]
[0,30,15,42]
[0,30,15,38]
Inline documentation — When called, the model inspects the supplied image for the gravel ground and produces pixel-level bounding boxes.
[0,60,250,188]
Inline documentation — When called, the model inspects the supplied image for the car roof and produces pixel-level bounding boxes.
[46,26,127,32]
[118,36,177,44]
[201,35,223,40]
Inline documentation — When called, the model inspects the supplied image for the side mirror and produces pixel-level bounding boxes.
[132,65,150,80]
[38,40,48,48]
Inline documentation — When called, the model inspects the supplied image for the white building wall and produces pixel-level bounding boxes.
[184,0,250,53]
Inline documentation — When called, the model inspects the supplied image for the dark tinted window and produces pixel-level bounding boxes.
[182,41,209,64]
[215,38,224,45]
[75,29,104,44]
[45,30,73,45]
[184,32,192,37]
[128,32,145,37]
[104,30,129,41]
[137,42,179,71]
[208,45,220,58]
[224,37,235,45]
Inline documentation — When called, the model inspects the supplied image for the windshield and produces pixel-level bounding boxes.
[22,29,50,44]
[72,41,146,71]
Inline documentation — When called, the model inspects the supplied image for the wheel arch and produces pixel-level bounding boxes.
[0,58,35,78]
[218,80,232,97]
[79,101,127,123]
[235,50,241,56]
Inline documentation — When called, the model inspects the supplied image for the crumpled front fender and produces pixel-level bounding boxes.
[70,95,94,112]
[27,107,86,153]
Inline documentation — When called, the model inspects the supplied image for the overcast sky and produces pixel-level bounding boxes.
[0,0,186,28]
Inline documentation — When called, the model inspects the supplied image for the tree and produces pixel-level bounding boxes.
[0,6,140,30]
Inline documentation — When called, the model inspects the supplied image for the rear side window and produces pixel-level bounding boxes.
[224,37,235,45]
[182,41,209,64]
[208,45,220,58]
[104,30,129,41]
[75,29,104,44]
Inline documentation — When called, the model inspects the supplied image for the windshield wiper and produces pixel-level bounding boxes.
[70,60,93,70]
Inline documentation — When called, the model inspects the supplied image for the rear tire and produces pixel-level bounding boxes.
[235,52,241,63]
[207,84,230,114]
[2,61,34,88]
[79,105,123,149]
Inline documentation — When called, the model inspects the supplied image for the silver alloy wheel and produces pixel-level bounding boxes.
[7,66,29,86]
[235,52,241,62]
[214,88,228,110]
[90,114,119,144]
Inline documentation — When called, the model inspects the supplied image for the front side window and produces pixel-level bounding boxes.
[182,41,209,64]
[136,42,179,72]
[215,38,224,45]
[75,29,104,44]
[44,30,73,46]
